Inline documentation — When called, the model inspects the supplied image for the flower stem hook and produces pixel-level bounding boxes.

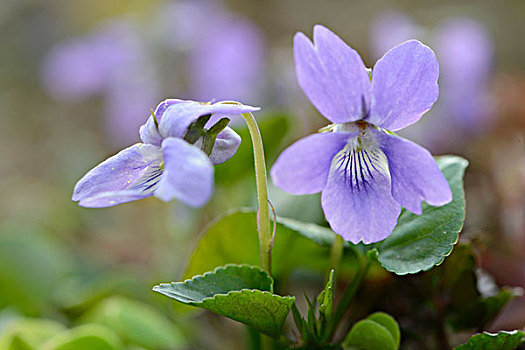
[220,101,272,274]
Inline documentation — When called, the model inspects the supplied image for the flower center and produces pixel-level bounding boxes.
[330,125,390,192]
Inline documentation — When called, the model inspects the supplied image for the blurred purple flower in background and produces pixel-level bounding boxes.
[40,21,135,102]
[371,12,494,150]
[40,19,159,147]
[371,11,423,58]
[160,0,266,105]
[73,99,258,208]
[434,18,494,133]
[104,58,160,148]
[161,0,225,51]
[188,16,266,103]
[271,26,451,244]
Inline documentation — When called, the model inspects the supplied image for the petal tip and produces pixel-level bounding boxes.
[312,24,329,35]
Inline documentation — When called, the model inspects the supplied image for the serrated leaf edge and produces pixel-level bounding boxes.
[379,156,469,275]
[154,286,294,306]
[153,264,276,303]
[454,330,525,349]
[154,285,295,338]
[155,263,272,290]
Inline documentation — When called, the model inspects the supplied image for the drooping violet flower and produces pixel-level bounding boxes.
[271,25,452,244]
[73,100,259,208]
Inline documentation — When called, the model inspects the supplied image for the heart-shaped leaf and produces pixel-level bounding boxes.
[377,156,468,274]
[153,265,294,338]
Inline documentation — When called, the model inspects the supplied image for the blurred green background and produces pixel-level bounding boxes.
[1,0,524,349]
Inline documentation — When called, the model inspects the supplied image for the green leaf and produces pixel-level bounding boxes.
[343,319,397,350]
[40,324,123,350]
[377,156,468,275]
[428,244,518,331]
[365,313,400,349]
[183,209,335,280]
[0,225,73,315]
[449,286,517,331]
[317,270,335,322]
[275,216,339,247]
[454,330,524,350]
[81,296,186,349]
[291,303,306,340]
[153,265,295,338]
[479,287,517,325]
[0,318,66,350]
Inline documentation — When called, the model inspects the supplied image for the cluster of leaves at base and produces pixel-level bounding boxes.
[151,154,523,348]
[291,270,335,347]
[290,271,401,350]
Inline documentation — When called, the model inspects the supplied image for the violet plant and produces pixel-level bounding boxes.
[72,25,522,350]
[271,26,451,244]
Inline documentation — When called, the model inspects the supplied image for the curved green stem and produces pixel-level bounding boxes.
[218,101,272,274]
[240,112,272,274]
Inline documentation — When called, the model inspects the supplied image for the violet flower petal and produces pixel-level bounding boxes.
[209,127,241,165]
[76,190,151,208]
[321,144,401,244]
[158,101,259,139]
[139,99,186,146]
[372,130,452,214]
[294,25,371,124]
[139,116,163,146]
[271,132,353,195]
[72,143,163,207]
[155,99,187,120]
[154,137,214,207]
[368,40,439,131]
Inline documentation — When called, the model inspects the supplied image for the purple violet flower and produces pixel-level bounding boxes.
[73,99,259,208]
[271,25,452,244]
